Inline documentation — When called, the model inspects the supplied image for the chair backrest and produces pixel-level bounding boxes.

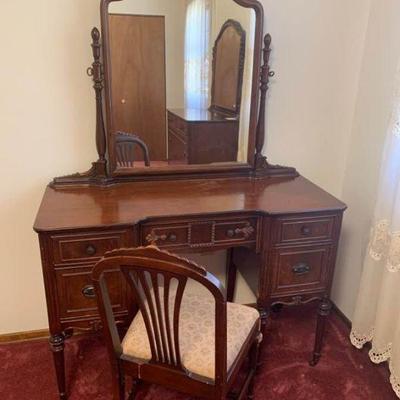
[114,131,150,168]
[92,246,228,384]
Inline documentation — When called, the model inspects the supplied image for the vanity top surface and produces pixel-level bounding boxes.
[168,108,238,123]
[34,176,346,232]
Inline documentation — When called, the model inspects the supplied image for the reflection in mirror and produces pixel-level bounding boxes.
[108,0,256,170]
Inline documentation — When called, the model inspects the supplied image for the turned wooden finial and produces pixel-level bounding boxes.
[91,27,100,42]
[255,34,274,165]
[263,34,272,62]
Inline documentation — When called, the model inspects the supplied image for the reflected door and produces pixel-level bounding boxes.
[109,14,167,162]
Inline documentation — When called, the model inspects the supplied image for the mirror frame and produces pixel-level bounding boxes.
[210,19,246,116]
[101,0,264,177]
[51,0,298,187]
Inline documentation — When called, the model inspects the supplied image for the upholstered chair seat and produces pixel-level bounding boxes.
[122,282,260,381]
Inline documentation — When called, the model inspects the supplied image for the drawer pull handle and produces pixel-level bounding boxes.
[226,224,255,240]
[169,234,177,242]
[292,263,311,275]
[146,231,168,244]
[86,245,97,256]
[82,285,96,299]
[227,229,235,238]
[301,226,312,236]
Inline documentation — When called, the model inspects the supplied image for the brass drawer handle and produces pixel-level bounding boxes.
[292,263,311,276]
[146,231,168,244]
[82,285,96,299]
[226,224,255,240]
[301,226,312,236]
[85,244,97,256]
[227,229,235,238]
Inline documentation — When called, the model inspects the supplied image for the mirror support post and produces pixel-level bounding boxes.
[90,27,108,178]
[254,34,298,178]
[52,27,111,187]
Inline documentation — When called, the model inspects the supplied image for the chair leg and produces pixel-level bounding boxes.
[111,365,125,400]
[247,334,261,400]
[128,379,140,400]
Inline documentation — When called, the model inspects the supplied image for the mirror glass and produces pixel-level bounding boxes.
[108,0,256,170]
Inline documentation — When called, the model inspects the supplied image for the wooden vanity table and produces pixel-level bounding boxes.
[34,1,346,399]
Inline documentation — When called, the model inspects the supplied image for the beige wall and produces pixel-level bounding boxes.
[0,0,100,334]
[0,0,394,333]
[332,0,400,319]
[261,0,371,197]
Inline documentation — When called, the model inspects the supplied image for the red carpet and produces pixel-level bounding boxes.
[0,304,397,399]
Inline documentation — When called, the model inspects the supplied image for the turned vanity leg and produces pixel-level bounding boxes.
[257,301,269,329]
[49,333,67,400]
[310,298,332,366]
[226,248,237,302]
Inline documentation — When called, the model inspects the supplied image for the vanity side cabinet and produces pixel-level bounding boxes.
[37,226,138,337]
[263,211,344,307]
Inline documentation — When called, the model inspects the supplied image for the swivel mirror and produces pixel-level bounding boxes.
[104,0,256,173]
[52,0,298,187]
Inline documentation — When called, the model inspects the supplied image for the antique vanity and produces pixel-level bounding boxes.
[33,1,346,399]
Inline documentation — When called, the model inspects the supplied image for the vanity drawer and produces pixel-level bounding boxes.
[273,215,335,244]
[270,245,331,296]
[142,217,259,250]
[51,229,131,265]
[55,266,128,321]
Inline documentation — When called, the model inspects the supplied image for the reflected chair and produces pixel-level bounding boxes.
[92,246,262,400]
[115,132,150,168]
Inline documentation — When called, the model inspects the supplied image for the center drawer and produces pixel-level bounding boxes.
[141,216,259,250]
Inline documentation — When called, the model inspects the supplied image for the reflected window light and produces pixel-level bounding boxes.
[184,0,212,110]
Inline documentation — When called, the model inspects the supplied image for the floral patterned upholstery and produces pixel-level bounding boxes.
[122,281,260,380]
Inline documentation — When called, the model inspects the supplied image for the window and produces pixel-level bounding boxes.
[184,0,212,109]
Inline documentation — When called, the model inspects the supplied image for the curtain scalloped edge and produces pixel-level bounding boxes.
[390,359,400,398]
[350,329,374,349]
[351,330,400,398]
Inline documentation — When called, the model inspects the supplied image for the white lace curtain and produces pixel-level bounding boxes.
[184,0,212,110]
[350,63,400,398]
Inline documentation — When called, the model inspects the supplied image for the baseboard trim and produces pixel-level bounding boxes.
[0,303,352,344]
[332,302,352,330]
[0,329,49,344]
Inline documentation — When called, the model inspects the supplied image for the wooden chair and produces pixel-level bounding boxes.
[115,132,151,168]
[92,246,262,400]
